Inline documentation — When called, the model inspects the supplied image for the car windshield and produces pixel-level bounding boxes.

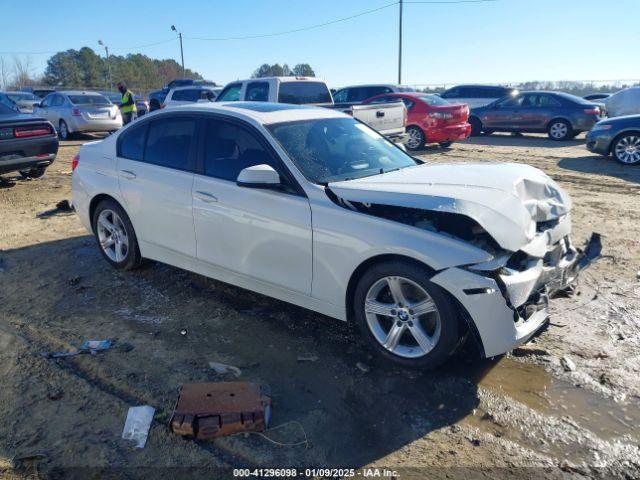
[418,95,450,106]
[69,94,110,105]
[268,117,419,184]
[7,93,38,102]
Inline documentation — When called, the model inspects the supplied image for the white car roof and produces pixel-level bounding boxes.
[168,101,346,125]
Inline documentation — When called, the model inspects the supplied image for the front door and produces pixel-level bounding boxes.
[481,95,525,130]
[192,117,312,294]
[117,115,198,257]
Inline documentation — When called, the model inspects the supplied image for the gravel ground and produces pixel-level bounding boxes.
[0,132,638,479]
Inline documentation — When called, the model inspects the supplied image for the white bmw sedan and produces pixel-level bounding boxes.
[72,102,600,368]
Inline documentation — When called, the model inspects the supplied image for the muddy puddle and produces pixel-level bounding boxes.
[462,357,640,463]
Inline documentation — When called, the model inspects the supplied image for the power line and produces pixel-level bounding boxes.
[185,1,398,41]
[404,0,497,3]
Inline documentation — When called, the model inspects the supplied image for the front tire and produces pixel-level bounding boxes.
[92,199,143,270]
[353,261,461,369]
[469,117,482,136]
[612,133,640,165]
[405,126,425,151]
[547,119,572,141]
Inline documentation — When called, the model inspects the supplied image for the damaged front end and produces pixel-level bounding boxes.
[326,162,602,357]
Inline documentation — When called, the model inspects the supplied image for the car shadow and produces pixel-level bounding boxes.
[462,133,585,149]
[558,154,640,184]
[0,235,506,471]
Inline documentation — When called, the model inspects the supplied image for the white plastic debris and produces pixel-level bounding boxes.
[560,356,576,372]
[209,361,242,377]
[122,405,155,448]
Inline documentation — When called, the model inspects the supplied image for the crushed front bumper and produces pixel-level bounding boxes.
[431,233,601,358]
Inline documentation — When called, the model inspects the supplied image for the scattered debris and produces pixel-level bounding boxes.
[122,405,155,449]
[560,356,576,372]
[297,354,319,363]
[40,339,112,359]
[356,362,370,373]
[180,329,188,336]
[170,382,270,440]
[46,388,64,401]
[116,343,135,353]
[209,361,242,377]
[56,199,73,212]
[37,200,74,218]
[67,276,81,286]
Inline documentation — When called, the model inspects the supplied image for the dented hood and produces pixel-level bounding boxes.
[328,162,571,252]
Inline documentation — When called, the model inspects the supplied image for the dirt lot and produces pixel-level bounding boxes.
[1,133,639,479]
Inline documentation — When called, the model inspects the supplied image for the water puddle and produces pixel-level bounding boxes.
[467,357,639,442]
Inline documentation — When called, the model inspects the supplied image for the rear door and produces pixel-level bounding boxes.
[117,115,198,257]
[519,93,562,130]
[192,116,312,294]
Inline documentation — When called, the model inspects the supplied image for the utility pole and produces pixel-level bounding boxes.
[171,25,185,77]
[398,0,403,85]
[98,40,112,90]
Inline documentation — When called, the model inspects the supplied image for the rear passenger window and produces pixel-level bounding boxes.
[144,117,196,171]
[246,82,270,102]
[118,124,147,161]
[203,120,278,182]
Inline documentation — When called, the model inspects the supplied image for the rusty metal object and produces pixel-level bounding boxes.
[170,382,271,439]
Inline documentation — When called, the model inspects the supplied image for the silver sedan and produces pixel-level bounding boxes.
[33,91,122,140]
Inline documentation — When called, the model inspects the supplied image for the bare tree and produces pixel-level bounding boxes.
[12,56,34,89]
[0,57,10,90]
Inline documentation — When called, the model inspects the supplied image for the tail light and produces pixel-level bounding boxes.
[71,107,82,117]
[14,125,52,138]
[72,154,79,172]
[584,107,600,115]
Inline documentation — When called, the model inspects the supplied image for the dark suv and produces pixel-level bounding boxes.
[469,91,604,140]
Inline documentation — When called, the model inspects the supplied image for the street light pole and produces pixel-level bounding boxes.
[171,25,185,77]
[398,0,403,85]
[98,40,112,90]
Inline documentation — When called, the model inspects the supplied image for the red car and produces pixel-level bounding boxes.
[363,92,471,151]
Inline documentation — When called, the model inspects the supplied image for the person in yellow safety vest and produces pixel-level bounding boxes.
[117,81,137,125]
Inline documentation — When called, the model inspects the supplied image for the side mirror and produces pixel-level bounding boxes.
[237,164,281,189]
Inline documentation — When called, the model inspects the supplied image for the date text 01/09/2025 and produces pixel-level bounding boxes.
[232,468,399,478]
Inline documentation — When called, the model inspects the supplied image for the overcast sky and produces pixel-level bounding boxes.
[1,0,638,88]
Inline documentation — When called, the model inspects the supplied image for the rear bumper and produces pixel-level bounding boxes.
[425,122,471,143]
[431,232,601,358]
[0,135,58,174]
[68,117,122,133]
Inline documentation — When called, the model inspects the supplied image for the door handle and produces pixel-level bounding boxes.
[195,191,218,203]
[120,170,137,180]
[376,111,385,118]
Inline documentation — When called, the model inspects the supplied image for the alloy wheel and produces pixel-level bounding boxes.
[406,127,423,150]
[96,209,129,263]
[364,276,441,359]
[614,135,640,164]
[549,122,568,139]
[59,121,68,140]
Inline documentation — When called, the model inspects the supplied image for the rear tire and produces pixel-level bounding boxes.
[58,120,72,140]
[19,167,46,179]
[547,119,572,141]
[92,199,143,270]
[405,126,425,151]
[353,260,461,369]
[469,117,482,136]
